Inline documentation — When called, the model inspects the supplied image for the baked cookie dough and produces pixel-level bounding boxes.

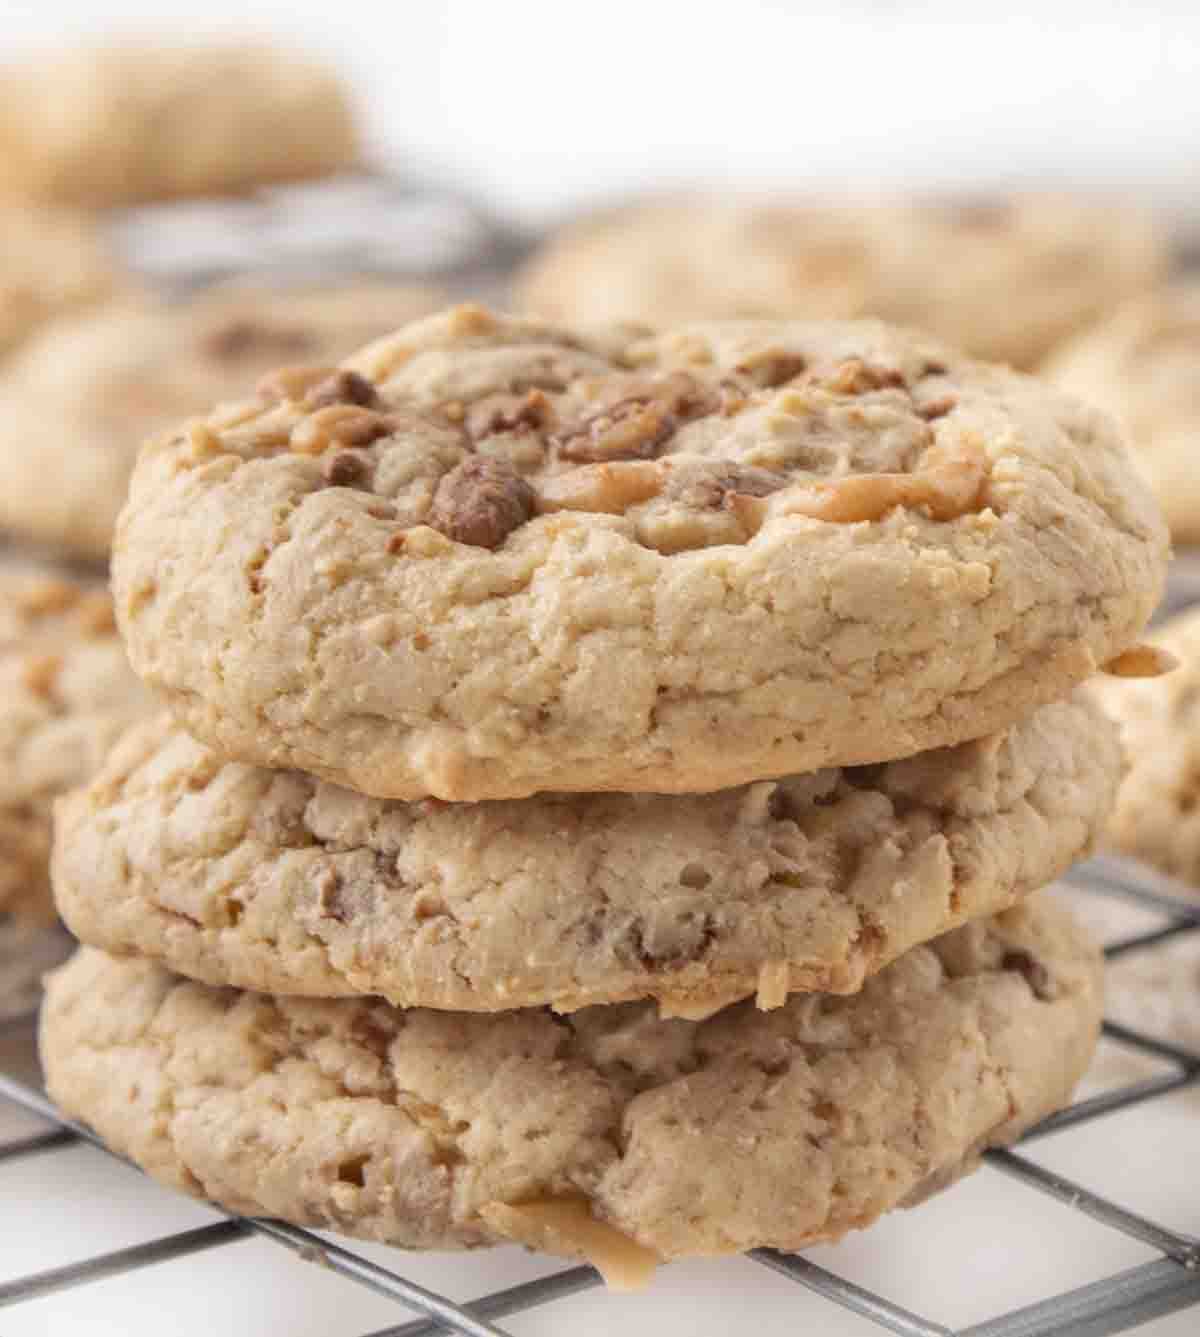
[41,898,1101,1273]
[0,205,126,357]
[0,41,358,208]
[0,557,150,919]
[55,695,1119,1015]
[1095,606,1200,891]
[515,195,1166,369]
[0,281,444,558]
[1047,283,1200,544]
[114,305,1168,800]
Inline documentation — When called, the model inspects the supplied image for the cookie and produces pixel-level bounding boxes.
[41,897,1101,1274]
[114,305,1167,801]
[1094,606,1200,891]
[54,694,1118,1015]
[0,41,358,208]
[0,205,126,358]
[0,281,444,558]
[0,557,151,919]
[515,195,1166,369]
[1047,284,1200,544]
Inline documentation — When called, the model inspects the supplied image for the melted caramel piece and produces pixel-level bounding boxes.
[481,1196,659,1291]
[290,405,391,456]
[734,438,989,534]
[1102,644,1179,678]
[656,989,745,1022]
[535,461,666,515]
[755,960,791,1011]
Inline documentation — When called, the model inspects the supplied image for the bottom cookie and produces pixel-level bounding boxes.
[41,898,1101,1284]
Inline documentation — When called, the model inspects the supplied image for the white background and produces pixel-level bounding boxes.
[5,1,1200,222]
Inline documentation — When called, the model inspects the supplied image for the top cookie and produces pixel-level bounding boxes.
[515,196,1166,369]
[1094,606,1200,891]
[113,305,1168,801]
[0,206,126,358]
[0,280,444,558]
[1047,284,1200,544]
[0,41,358,208]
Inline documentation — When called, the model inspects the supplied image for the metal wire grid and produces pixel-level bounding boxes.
[0,855,1197,1337]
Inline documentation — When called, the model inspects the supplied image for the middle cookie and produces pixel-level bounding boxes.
[56,694,1118,1016]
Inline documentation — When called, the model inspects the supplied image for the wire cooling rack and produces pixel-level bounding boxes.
[0,855,1197,1337]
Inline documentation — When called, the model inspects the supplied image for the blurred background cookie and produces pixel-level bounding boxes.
[0,204,130,357]
[514,195,1167,369]
[0,279,444,559]
[1047,283,1200,545]
[0,40,360,209]
[0,555,150,922]
[1095,606,1200,893]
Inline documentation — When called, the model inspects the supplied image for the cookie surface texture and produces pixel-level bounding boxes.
[55,695,1119,1013]
[41,898,1102,1264]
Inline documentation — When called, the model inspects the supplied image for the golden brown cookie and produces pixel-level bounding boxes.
[113,306,1167,800]
[515,195,1166,369]
[54,694,1118,1015]
[0,41,358,208]
[41,898,1101,1271]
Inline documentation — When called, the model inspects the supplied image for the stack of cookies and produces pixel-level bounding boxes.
[42,305,1169,1283]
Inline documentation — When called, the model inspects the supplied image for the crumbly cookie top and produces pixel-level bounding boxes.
[168,304,1049,560]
